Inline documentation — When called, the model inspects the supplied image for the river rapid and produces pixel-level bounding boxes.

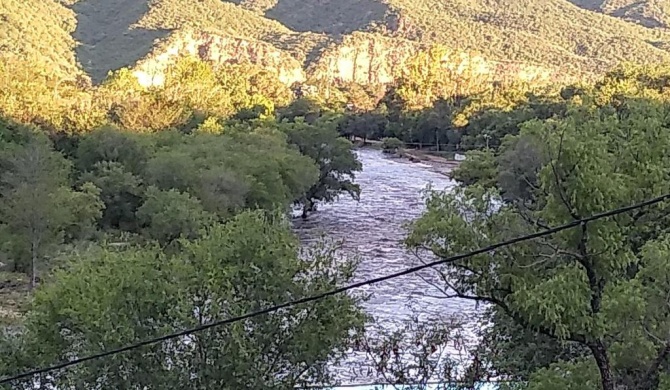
[292,148,479,384]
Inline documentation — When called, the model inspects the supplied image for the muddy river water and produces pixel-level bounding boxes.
[292,148,479,384]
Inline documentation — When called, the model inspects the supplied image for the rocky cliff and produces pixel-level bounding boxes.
[309,33,562,85]
[132,30,306,88]
[131,29,572,89]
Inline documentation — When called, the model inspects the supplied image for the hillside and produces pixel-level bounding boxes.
[1,0,670,85]
[386,0,670,70]
[260,0,670,74]
[0,0,80,75]
[569,0,670,28]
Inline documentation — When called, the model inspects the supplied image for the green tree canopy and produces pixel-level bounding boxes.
[143,130,319,217]
[0,128,103,287]
[280,121,361,218]
[1,211,366,389]
[136,186,215,244]
[406,96,670,390]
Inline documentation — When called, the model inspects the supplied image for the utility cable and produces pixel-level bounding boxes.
[1,193,669,384]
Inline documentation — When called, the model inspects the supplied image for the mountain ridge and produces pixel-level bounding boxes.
[1,0,669,86]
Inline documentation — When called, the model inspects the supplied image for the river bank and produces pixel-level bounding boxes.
[351,138,462,175]
[396,148,461,176]
[354,142,461,177]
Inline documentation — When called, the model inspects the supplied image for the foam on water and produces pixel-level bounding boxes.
[293,149,481,383]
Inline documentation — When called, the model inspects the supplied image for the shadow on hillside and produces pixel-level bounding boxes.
[69,0,172,84]
[265,0,389,35]
[565,0,604,11]
[648,40,670,51]
[567,0,665,28]
[609,1,665,28]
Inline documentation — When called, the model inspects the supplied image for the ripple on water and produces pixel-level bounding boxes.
[292,149,480,383]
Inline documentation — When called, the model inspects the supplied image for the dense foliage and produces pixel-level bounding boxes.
[2,212,366,389]
[402,65,670,390]
[0,55,366,387]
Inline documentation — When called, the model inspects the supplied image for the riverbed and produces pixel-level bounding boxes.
[292,148,479,384]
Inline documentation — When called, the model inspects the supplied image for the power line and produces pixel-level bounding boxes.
[298,380,513,388]
[1,193,669,385]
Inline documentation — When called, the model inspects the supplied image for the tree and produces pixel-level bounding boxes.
[75,126,152,175]
[278,98,323,124]
[0,134,103,288]
[79,161,144,231]
[281,121,362,218]
[406,97,670,390]
[381,137,404,153]
[137,186,215,244]
[110,91,191,133]
[1,211,366,389]
[142,130,318,217]
[337,112,387,143]
[449,149,497,188]
[414,99,456,151]
[354,314,477,388]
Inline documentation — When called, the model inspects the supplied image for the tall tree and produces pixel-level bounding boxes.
[0,134,102,288]
[406,97,670,390]
[280,121,362,218]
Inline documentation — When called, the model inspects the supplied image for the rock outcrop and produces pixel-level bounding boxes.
[309,33,560,85]
[131,29,567,89]
[132,30,305,88]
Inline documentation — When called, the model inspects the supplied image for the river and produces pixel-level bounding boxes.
[292,148,479,385]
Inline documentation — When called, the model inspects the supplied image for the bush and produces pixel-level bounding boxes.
[381,137,404,153]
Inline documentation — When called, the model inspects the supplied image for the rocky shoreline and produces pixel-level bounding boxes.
[392,149,461,177]
[354,140,461,177]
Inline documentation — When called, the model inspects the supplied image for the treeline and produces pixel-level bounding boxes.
[0,46,540,154]
[0,114,362,286]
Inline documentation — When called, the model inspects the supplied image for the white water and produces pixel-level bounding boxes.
[293,149,480,384]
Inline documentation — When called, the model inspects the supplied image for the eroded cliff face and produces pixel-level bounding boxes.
[131,29,563,89]
[132,30,305,88]
[309,33,558,85]
[309,35,418,84]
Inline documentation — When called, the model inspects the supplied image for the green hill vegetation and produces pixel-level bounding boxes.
[64,0,327,82]
[385,0,670,72]
[0,0,80,75]
[3,0,670,84]
[570,0,670,27]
